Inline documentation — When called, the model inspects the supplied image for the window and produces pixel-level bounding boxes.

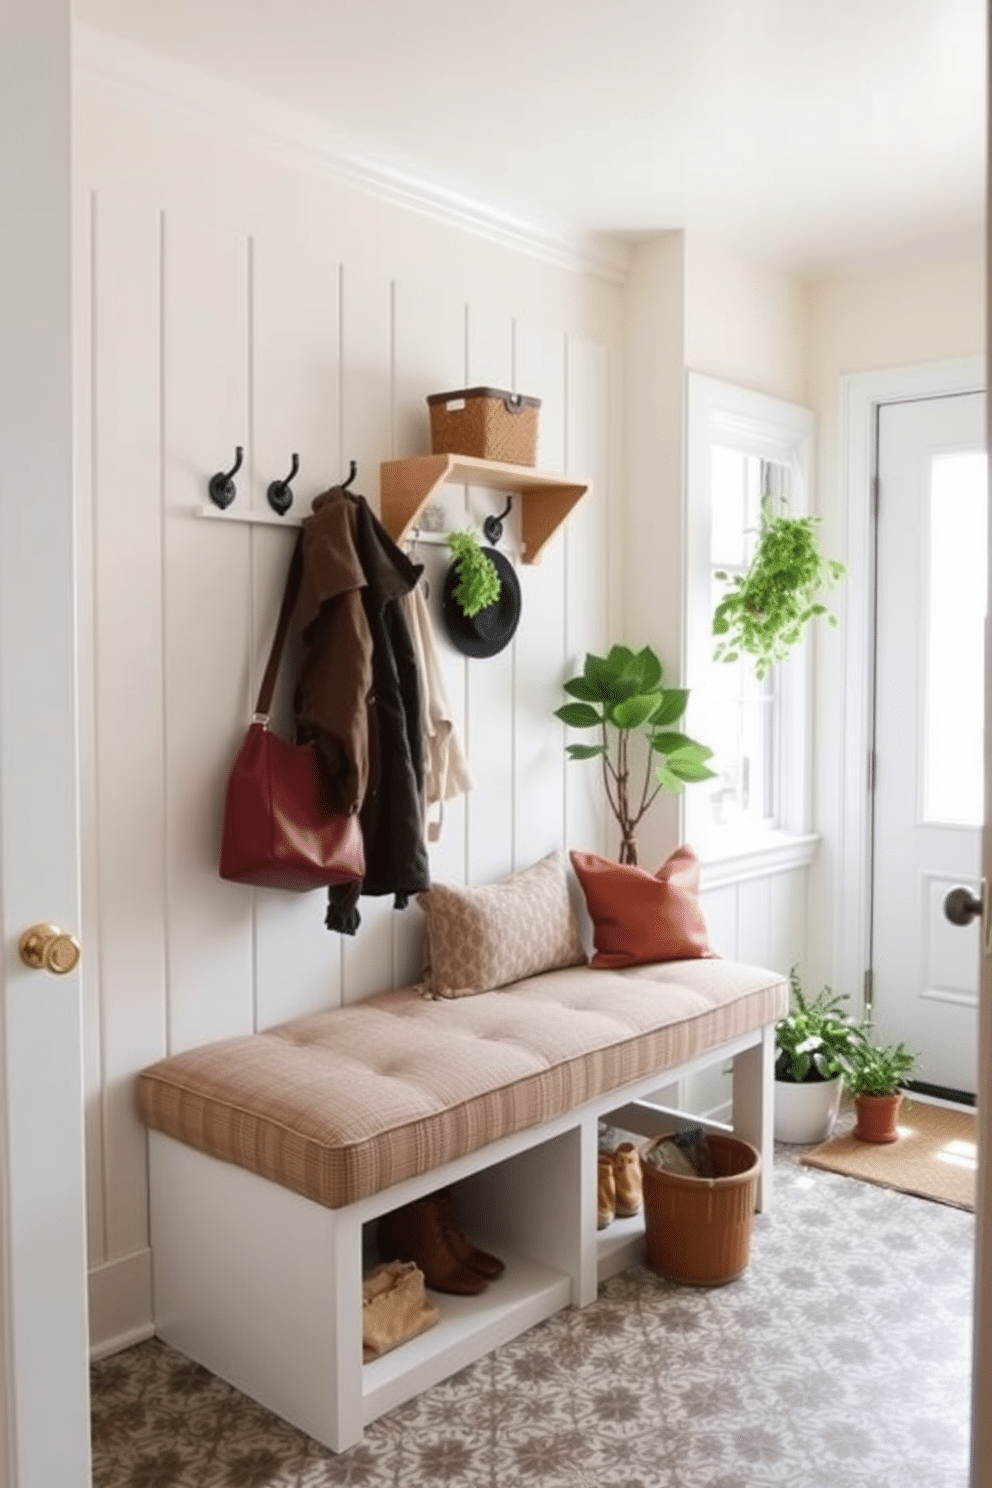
[684,375,817,867]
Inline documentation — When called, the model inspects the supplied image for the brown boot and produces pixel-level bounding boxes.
[612,1142,643,1217]
[597,1153,616,1229]
[430,1189,506,1280]
[377,1199,487,1295]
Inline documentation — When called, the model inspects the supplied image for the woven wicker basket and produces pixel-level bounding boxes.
[641,1133,761,1286]
[427,386,540,466]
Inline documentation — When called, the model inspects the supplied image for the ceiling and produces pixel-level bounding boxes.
[74,0,986,277]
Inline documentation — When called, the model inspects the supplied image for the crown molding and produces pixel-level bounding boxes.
[74,25,631,285]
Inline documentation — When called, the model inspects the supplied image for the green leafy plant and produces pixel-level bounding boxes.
[446,530,501,617]
[846,1037,918,1097]
[554,644,715,865]
[775,967,866,1084]
[712,498,845,678]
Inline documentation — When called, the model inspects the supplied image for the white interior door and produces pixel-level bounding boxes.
[871,390,987,1096]
[0,2,92,1484]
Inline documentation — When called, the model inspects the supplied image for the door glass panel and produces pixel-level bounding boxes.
[924,450,988,826]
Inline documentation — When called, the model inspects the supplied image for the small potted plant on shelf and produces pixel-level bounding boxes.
[846,1037,919,1144]
[712,496,845,678]
[774,967,866,1144]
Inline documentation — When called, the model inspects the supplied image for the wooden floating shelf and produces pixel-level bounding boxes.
[379,454,590,566]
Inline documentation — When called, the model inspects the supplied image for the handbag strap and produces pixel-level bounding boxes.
[255,532,304,719]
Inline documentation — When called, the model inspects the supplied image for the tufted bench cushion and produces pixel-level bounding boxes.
[137,959,787,1210]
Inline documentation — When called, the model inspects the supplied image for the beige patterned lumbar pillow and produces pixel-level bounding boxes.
[419,851,587,997]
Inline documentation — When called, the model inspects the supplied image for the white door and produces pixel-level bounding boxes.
[0,2,92,1485]
[871,390,987,1096]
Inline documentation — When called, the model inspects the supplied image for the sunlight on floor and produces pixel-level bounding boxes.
[937,1138,978,1171]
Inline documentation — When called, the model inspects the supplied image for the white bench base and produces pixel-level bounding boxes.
[147,1024,774,1453]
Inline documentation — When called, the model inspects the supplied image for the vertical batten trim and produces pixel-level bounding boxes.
[461,305,470,887]
[245,235,258,705]
[246,234,260,1033]
[89,188,110,1259]
[510,602,519,870]
[509,317,519,870]
[159,208,174,1057]
[461,301,472,887]
[337,262,346,469]
[561,332,571,850]
[388,276,398,986]
[336,260,347,996]
[388,278,397,462]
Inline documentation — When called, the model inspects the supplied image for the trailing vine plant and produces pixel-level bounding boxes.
[712,497,845,678]
[555,644,715,865]
[446,529,501,617]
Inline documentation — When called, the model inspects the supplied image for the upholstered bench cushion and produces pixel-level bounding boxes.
[137,959,786,1209]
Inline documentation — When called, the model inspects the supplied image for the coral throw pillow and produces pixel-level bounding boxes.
[569,846,716,969]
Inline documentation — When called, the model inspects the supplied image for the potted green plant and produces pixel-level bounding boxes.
[554,644,715,864]
[847,1037,918,1144]
[774,968,866,1144]
[446,529,501,616]
[712,497,845,678]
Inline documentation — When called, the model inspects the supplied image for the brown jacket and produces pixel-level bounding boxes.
[295,485,429,933]
[295,489,371,814]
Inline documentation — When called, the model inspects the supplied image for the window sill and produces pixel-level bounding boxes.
[696,830,820,890]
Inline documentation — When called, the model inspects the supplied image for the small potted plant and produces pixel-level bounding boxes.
[446,529,501,616]
[554,644,715,864]
[774,968,866,1144]
[846,1037,918,1144]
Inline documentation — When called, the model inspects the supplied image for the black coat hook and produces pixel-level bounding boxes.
[483,496,513,546]
[341,460,358,492]
[209,446,243,509]
[267,453,299,516]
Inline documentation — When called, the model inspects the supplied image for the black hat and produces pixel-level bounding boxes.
[440,546,522,659]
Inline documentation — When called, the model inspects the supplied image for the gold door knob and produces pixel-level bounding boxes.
[18,923,81,975]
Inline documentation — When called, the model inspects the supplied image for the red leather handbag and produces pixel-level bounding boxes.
[219,536,365,891]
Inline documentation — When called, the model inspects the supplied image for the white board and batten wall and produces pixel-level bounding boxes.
[76,136,619,1350]
[76,73,810,1356]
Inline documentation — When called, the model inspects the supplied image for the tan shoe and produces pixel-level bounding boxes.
[612,1142,643,1217]
[597,1153,616,1229]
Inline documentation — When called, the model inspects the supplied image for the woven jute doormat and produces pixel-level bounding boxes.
[801,1100,976,1210]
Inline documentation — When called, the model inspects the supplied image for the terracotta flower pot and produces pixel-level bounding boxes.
[853,1091,904,1143]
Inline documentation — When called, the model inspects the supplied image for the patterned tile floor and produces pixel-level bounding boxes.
[90,1141,974,1488]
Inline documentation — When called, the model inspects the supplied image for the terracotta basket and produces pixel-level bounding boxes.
[642,1133,761,1286]
[427,386,540,465]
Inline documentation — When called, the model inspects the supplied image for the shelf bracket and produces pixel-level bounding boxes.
[379,454,589,566]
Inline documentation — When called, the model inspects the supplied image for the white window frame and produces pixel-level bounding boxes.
[683,373,819,882]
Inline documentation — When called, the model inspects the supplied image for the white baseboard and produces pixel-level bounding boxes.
[88,1248,154,1360]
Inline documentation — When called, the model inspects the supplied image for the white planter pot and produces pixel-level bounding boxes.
[773,1075,843,1144]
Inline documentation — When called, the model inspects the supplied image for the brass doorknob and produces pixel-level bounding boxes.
[18,923,81,975]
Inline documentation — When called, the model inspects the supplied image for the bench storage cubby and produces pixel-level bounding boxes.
[139,957,787,1452]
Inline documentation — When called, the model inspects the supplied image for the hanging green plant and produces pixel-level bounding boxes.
[446,530,501,617]
[712,498,845,678]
